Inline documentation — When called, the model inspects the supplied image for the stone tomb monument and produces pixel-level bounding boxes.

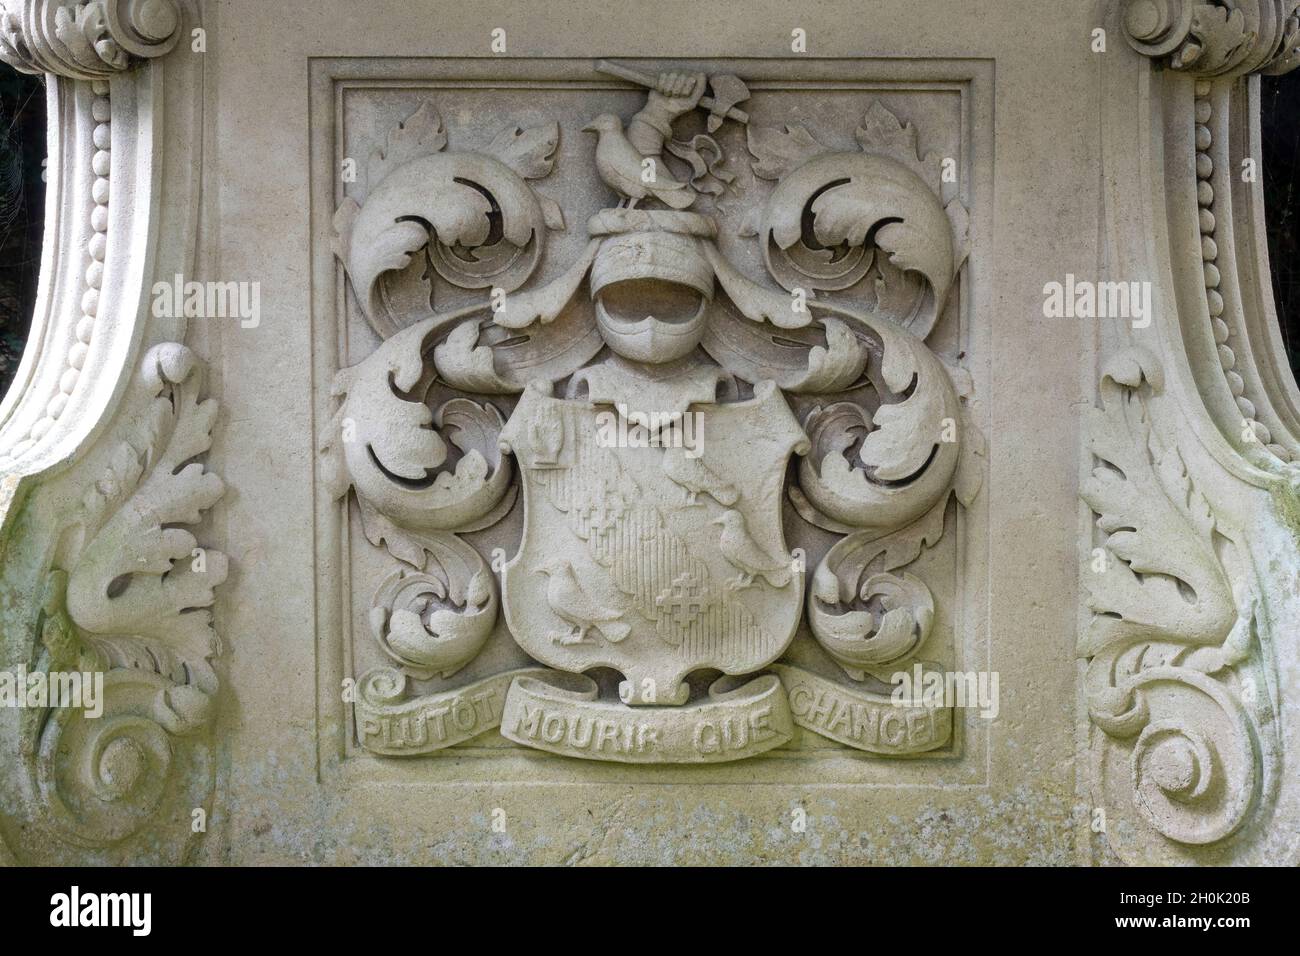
[1,0,1299,865]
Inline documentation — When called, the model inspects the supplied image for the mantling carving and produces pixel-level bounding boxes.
[331,103,566,340]
[325,66,982,762]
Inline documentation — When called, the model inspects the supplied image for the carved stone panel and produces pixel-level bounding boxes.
[3,0,1299,867]
[313,58,989,773]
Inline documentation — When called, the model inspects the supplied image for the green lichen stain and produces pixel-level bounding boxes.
[1268,473,1300,550]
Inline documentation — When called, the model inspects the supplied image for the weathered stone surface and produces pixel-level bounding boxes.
[0,0,1298,866]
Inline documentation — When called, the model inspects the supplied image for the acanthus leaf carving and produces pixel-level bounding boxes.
[809,560,935,680]
[486,120,563,182]
[734,112,983,712]
[489,238,600,331]
[1080,350,1235,657]
[743,106,969,342]
[64,346,227,663]
[326,73,982,762]
[25,343,227,849]
[745,123,827,181]
[792,320,965,532]
[761,154,955,321]
[722,98,981,741]
[854,101,944,190]
[369,562,497,680]
[322,324,516,546]
[321,316,515,686]
[366,100,448,195]
[1081,348,1273,850]
[0,0,182,78]
[1120,0,1300,77]
[334,103,566,339]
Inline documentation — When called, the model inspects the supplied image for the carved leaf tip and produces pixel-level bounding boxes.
[855,102,919,159]
[746,123,825,181]
[367,101,448,192]
[1100,347,1164,393]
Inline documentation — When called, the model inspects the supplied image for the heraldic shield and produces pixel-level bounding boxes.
[327,63,979,765]
[500,370,809,709]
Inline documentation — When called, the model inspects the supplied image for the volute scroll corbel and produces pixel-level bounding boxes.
[0,0,182,79]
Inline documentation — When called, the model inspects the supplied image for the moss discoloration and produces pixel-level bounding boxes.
[1269,474,1300,548]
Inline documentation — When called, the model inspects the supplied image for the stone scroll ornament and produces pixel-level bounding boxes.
[324,67,982,763]
[1081,349,1272,849]
[0,0,182,78]
[1092,0,1298,857]
[16,344,227,847]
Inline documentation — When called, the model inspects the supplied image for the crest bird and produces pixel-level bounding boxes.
[712,510,793,591]
[537,560,631,645]
[662,446,739,507]
[583,113,695,210]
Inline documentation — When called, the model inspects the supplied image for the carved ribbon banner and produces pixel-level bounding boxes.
[358,665,956,759]
[354,667,550,755]
[500,673,793,763]
[772,664,952,755]
[326,68,982,767]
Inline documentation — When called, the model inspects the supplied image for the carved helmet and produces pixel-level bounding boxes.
[588,213,715,364]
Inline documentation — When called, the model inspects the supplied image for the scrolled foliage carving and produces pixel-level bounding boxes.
[326,78,983,760]
[24,343,226,848]
[0,0,182,78]
[1081,349,1271,848]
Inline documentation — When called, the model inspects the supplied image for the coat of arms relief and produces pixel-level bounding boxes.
[320,64,983,764]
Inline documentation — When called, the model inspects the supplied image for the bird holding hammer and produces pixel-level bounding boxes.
[584,61,750,209]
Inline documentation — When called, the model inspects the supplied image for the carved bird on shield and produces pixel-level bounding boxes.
[712,510,792,591]
[583,114,695,210]
[662,446,739,507]
[537,560,631,645]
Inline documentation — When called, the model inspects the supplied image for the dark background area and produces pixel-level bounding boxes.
[1,67,45,396]
[0,67,1299,398]
[1262,73,1300,372]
